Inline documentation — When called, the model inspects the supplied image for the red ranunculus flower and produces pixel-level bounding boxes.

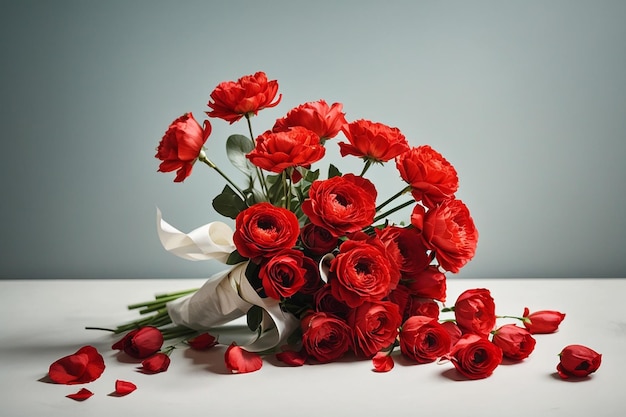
[339,119,409,162]
[299,255,325,295]
[557,344,602,379]
[522,307,566,334]
[259,249,307,299]
[400,315,452,363]
[380,226,430,278]
[447,334,502,380]
[48,345,105,385]
[314,284,350,318]
[140,353,171,374]
[225,343,263,374]
[300,223,338,256]
[273,99,347,140]
[349,300,402,358]
[301,312,352,363]
[441,321,463,347]
[396,145,459,208]
[155,112,212,182]
[407,297,441,320]
[454,288,496,337]
[206,71,281,124]
[329,238,400,308]
[372,352,395,372]
[404,266,447,302]
[247,126,325,174]
[411,199,478,273]
[187,332,218,350]
[233,202,300,260]
[301,174,377,238]
[112,326,164,359]
[492,324,536,361]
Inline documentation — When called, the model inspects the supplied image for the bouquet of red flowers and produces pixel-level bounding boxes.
[85,71,580,379]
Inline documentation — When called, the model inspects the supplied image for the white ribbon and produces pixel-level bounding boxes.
[156,209,299,352]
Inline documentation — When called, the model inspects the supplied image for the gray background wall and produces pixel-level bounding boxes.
[1,0,625,279]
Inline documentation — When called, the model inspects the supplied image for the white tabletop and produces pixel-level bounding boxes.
[1,278,624,417]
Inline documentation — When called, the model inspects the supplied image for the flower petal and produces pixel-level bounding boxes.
[372,352,394,372]
[275,350,307,366]
[224,343,263,374]
[115,380,137,396]
[140,353,171,374]
[66,388,93,401]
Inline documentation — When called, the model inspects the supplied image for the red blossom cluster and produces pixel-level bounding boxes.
[59,71,600,389]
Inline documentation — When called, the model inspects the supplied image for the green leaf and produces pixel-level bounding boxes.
[328,164,342,178]
[226,134,255,174]
[246,305,263,332]
[226,250,247,265]
[212,185,246,219]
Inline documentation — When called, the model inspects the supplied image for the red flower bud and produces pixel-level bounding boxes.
[112,326,163,359]
[557,344,601,379]
[522,308,566,334]
[492,324,536,361]
[141,353,171,374]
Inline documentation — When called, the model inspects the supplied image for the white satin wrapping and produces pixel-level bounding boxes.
[156,209,300,352]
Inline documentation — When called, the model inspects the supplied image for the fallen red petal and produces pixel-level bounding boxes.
[372,352,394,372]
[275,350,307,366]
[48,346,105,385]
[224,343,263,374]
[141,353,171,373]
[66,388,93,401]
[115,379,137,396]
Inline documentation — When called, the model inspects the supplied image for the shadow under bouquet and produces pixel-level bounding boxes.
[110,70,487,373]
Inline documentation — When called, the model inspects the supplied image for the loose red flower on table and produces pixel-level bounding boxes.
[206,71,281,124]
[155,113,212,182]
[247,126,325,174]
[301,312,352,363]
[339,119,409,162]
[453,288,497,338]
[114,380,137,396]
[224,343,263,374]
[400,315,452,363]
[396,145,459,209]
[259,249,307,299]
[233,202,300,260]
[372,352,395,372]
[301,174,377,238]
[329,238,400,308]
[557,344,602,379]
[187,333,218,350]
[492,324,536,361]
[48,345,105,385]
[140,353,171,374]
[447,334,503,380]
[349,300,402,358]
[522,308,566,334]
[112,326,164,359]
[411,199,478,274]
[66,388,94,401]
[273,99,347,140]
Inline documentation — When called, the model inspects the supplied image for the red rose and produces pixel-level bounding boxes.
[301,174,377,237]
[300,223,338,256]
[247,126,325,174]
[301,312,352,363]
[522,307,566,334]
[411,199,478,273]
[339,119,409,162]
[329,239,400,308]
[259,249,307,299]
[233,202,300,259]
[447,334,502,379]
[454,288,496,337]
[492,324,536,361]
[400,315,452,363]
[224,343,263,373]
[404,266,447,302]
[557,344,602,379]
[273,99,347,140]
[140,353,171,374]
[314,284,350,318]
[112,326,164,359]
[396,145,459,208]
[155,113,212,182]
[48,345,105,385]
[299,255,325,295]
[206,71,281,124]
[407,297,440,320]
[348,300,402,358]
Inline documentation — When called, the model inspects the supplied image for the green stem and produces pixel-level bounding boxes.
[198,152,246,199]
[441,306,455,313]
[359,159,373,177]
[376,186,412,212]
[373,199,414,223]
[245,114,269,199]
[127,290,197,310]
